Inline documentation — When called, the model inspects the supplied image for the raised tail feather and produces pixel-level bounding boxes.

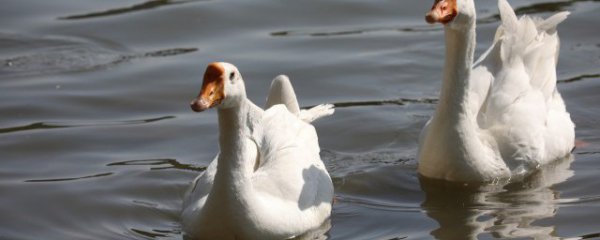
[497,0,569,39]
[487,0,569,111]
[496,0,568,65]
[266,75,301,116]
[536,11,569,34]
[299,104,335,123]
[266,75,334,123]
[498,0,569,32]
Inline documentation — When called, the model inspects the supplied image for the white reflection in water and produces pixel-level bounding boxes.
[420,155,574,239]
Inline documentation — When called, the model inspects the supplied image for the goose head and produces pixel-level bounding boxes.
[190,62,246,112]
[425,0,475,29]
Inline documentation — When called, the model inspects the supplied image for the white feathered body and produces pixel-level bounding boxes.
[418,0,574,182]
[182,76,334,239]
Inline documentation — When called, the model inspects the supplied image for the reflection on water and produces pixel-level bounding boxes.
[289,219,331,240]
[420,156,574,239]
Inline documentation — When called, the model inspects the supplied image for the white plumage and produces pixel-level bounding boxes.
[183,62,334,239]
[418,0,574,182]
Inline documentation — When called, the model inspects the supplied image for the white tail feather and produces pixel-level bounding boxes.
[498,0,519,33]
[300,104,335,123]
[266,75,301,116]
[537,11,570,33]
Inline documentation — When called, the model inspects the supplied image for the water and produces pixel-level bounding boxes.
[1,0,599,239]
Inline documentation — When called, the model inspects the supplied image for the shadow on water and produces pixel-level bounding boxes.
[59,0,198,20]
[419,155,575,239]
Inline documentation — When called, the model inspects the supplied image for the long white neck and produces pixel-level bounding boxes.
[434,21,476,125]
[211,98,260,200]
[418,10,500,181]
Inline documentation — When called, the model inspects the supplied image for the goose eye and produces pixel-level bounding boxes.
[229,72,235,81]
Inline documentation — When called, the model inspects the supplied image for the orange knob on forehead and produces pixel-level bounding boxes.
[190,62,227,112]
[203,62,225,82]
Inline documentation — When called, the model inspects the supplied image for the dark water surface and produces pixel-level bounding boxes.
[1,0,599,239]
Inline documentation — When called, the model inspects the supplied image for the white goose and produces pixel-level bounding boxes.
[418,0,575,182]
[182,62,335,239]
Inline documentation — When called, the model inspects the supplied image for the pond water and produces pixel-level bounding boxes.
[1,0,599,239]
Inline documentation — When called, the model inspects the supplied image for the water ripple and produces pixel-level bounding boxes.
[0,116,174,135]
[25,172,113,183]
[479,0,600,24]
[336,195,421,213]
[59,0,197,20]
[271,25,440,38]
[269,0,597,39]
[1,46,197,77]
[575,151,600,155]
[322,149,415,178]
[558,195,600,206]
[299,73,596,112]
[131,228,173,238]
[108,158,206,172]
[0,122,68,134]
[558,73,600,84]
[304,97,437,110]
[579,232,600,239]
[0,33,197,77]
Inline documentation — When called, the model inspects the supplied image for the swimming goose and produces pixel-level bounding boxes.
[182,62,334,239]
[418,0,575,182]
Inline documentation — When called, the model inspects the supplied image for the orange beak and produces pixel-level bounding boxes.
[190,62,226,112]
[425,0,458,24]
